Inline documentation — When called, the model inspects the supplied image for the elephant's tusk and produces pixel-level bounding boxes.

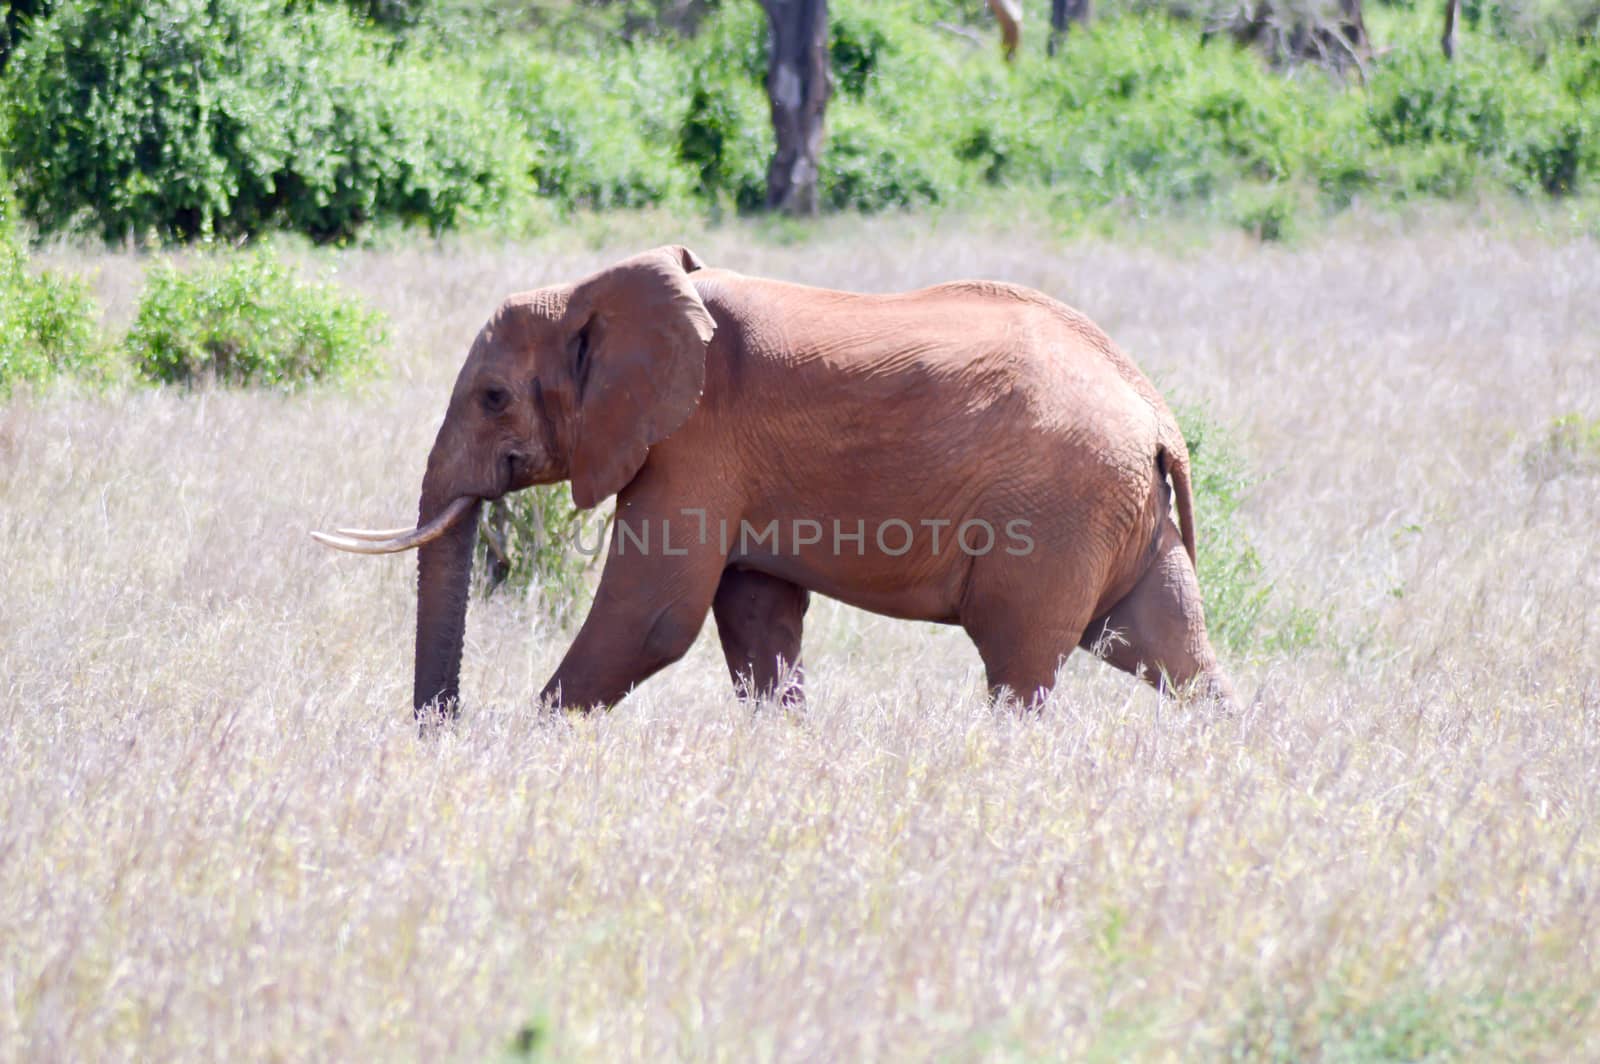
[311,495,477,555]
[333,525,417,540]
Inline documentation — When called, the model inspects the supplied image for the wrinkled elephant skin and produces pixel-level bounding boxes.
[319,246,1238,718]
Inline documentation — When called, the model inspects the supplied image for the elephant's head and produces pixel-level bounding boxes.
[313,245,716,715]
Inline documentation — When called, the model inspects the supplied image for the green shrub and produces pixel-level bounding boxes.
[676,2,781,209]
[679,69,772,209]
[1507,100,1591,194]
[682,0,955,214]
[126,248,384,389]
[493,45,692,213]
[831,4,893,99]
[1458,0,1600,56]
[1522,412,1600,479]
[1368,45,1514,151]
[0,0,54,74]
[331,0,427,31]
[811,4,1597,216]
[4,0,519,242]
[4,0,1596,235]
[688,0,768,85]
[1176,404,1314,655]
[1551,39,1600,101]
[939,15,1345,213]
[0,183,104,394]
[0,256,101,395]
[820,101,952,211]
[268,43,525,240]
[1365,30,1598,195]
[1228,182,1303,241]
[476,486,599,618]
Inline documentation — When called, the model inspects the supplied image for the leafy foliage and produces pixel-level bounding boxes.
[1367,25,1598,196]
[4,0,520,242]
[492,45,691,212]
[679,70,772,210]
[0,180,104,394]
[2,0,1598,239]
[1523,412,1600,479]
[1177,403,1313,655]
[0,0,54,74]
[1225,973,1589,1062]
[126,248,384,389]
[830,4,892,99]
[677,3,773,210]
[476,485,600,617]
[333,0,430,31]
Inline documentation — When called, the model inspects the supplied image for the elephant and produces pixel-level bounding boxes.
[314,246,1238,718]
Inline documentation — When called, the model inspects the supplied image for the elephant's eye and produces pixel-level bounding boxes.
[481,386,511,414]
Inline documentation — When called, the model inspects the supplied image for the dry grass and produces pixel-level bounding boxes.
[3,215,1598,1060]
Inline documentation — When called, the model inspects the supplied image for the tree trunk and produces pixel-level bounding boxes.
[1049,0,1092,57]
[1441,0,1460,59]
[987,0,1023,62]
[759,0,832,216]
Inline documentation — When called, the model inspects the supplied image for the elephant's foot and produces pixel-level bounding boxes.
[1073,515,1238,708]
[1189,665,1240,715]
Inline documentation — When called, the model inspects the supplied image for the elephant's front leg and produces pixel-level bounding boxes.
[713,567,809,706]
[540,513,726,712]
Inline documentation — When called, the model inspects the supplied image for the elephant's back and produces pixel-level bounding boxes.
[909,280,1169,452]
[696,270,1170,471]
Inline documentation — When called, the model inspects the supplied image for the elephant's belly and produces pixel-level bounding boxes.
[726,524,975,624]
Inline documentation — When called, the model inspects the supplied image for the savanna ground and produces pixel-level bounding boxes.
[2,212,1598,1059]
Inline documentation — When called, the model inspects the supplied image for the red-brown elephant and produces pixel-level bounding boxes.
[315,246,1237,718]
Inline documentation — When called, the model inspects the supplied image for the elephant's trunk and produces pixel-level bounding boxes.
[413,471,482,718]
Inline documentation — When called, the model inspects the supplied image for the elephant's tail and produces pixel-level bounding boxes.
[1158,443,1198,567]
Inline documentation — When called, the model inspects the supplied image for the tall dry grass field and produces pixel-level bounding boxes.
[3,218,1598,1060]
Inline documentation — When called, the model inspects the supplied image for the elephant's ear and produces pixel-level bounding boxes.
[564,245,716,510]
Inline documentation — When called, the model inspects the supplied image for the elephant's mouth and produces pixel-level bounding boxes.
[503,448,570,497]
[310,494,478,555]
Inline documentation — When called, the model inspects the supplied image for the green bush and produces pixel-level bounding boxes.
[1228,182,1303,241]
[3,0,1597,236]
[687,0,768,85]
[4,0,520,242]
[830,4,893,99]
[1365,26,1599,196]
[126,248,384,389]
[1551,39,1600,100]
[0,182,104,394]
[821,101,952,211]
[1522,412,1600,479]
[680,0,956,213]
[932,14,1347,218]
[1455,0,1600,56]
[328,0,428,31]
[1368,42,1515,151]
[493,45,691,213]
[477,486,599,618]
[676,2,781,209]
[1176,404,1313,655]
[679,69,772,210]
[0,0,55,74]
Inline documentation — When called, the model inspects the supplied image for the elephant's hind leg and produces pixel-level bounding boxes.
[1079,520,1238,710]
[962,569,1096,709]
[713,567,809,706]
